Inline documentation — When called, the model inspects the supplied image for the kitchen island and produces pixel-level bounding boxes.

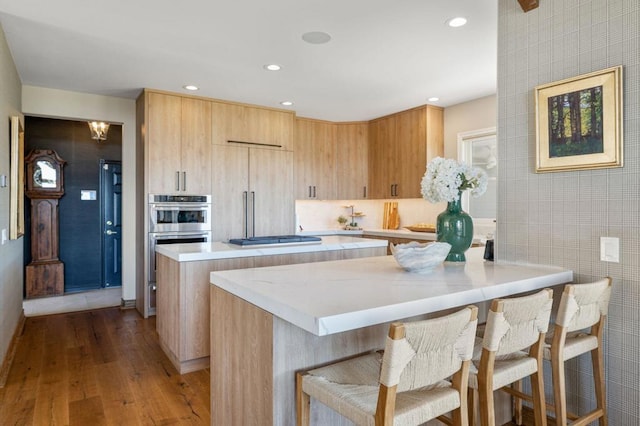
[154,235,387,374]
[209,248,573,425]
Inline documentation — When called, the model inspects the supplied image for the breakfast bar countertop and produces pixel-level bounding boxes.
[210,248,573,336]
[154,235,388,262]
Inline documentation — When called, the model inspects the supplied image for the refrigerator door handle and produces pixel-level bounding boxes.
[251,191,256,237]
[243,191,248,238]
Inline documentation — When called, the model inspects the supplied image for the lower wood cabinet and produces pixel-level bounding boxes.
[155,246,386,374]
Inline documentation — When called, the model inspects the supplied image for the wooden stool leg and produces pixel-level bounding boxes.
[513,380,523,425]
[478,383,495,426]
[468,388,477,426]
[592,346,608,426]
[296,373,310,426]
[551,353,567,426]
[530,369,547,426]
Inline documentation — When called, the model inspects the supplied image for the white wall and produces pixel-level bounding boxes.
[0,24,23,370]
[22,86,137,301]
[443,95,496,159]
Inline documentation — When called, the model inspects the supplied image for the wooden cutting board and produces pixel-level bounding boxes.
[382,202,400,229]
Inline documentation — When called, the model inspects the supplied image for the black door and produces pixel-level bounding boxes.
[101,160,122,288]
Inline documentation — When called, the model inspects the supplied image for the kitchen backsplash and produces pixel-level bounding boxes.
[295,199,496,238]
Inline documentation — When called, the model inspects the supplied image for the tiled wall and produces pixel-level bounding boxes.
[497,0,639,423]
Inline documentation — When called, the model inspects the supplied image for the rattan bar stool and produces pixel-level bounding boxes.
[296,306,478,426]
[512,278,612,426]
[468,289,554,426]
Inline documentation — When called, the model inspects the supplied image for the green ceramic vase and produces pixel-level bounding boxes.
[436,194,473,262]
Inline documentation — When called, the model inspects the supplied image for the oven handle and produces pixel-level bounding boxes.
[149,204,210,211]
[152,232,211,241]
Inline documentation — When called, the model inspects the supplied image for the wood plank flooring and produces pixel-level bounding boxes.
[0,307,210,425]
[0,306,540,426]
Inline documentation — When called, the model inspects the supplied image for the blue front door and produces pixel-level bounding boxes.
[101,160,122,288]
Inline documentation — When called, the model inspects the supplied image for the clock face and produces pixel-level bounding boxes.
[33,160,57,189]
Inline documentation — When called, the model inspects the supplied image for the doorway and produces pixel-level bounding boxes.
[101,160,122,288]
[23,116,123,294]
[458,127,497,219]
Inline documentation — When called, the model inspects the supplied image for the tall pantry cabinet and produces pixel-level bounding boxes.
[210,101,295,242]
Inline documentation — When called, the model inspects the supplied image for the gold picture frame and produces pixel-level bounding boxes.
[9,116,25,239]
[535,66,623,172]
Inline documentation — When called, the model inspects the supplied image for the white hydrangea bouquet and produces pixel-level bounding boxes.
[420,157,488,203]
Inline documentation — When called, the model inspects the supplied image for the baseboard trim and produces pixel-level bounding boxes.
[120,298,136,310]
[0,309,26,388]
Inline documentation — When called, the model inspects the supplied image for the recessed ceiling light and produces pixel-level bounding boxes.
[183,85,199,91]
[302,31,332,44]
[428,97,440,102]
[264,64,281,71]
[446,17,467,27]
[280,101,294,106]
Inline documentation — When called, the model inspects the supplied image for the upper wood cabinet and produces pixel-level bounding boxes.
[211,101,294,150]
[294,118,337,200]
[143,91,212,194]
[368,105,443,199]
[336,122,368,199]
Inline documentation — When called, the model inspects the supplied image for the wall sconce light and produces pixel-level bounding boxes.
[88,121,110,141]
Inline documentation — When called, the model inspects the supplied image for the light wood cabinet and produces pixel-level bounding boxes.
[156,255,255,373]
[211,101,294,150]
[368,105,443,199]
[145,91,212,194]
[294,118,337,199]
[181,97,212,194]
[157,245,386,374]
[336,122,369,199]
[212,144,294,241]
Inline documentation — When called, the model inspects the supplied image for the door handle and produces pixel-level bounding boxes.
[106,220,113,226]
[182,171,186,191]
[106,230,118,235]
[363,186,367,198]
[175,171,180,191]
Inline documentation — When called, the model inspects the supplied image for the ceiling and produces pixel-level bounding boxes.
[0,0,497,122]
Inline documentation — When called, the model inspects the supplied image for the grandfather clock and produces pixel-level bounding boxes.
[25,149,66,298]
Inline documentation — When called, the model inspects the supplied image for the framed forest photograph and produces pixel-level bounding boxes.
[535,66,623,172]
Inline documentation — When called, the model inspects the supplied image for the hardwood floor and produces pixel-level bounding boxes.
[0,307,210,425]
[0,306,542,426]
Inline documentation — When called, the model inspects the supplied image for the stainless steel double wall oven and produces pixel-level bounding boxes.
[148,194,212,314]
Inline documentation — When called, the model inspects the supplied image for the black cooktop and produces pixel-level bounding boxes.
[228,235,322,246]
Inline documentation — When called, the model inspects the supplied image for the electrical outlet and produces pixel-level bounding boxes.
[600,237,619,263]
[1,228,7,245]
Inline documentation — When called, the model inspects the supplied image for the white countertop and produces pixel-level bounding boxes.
[298,228,436,240]
[154,235,388,262]
[363,228,437,241]
[209,248,573,336]
[300,228,483,243]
